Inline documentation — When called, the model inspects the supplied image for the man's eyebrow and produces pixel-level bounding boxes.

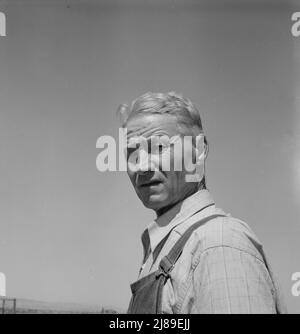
[126,135,177,149]
[126,136,148,149]
[127,139,140,148]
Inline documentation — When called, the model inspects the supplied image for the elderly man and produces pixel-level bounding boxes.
[119,92,285,314]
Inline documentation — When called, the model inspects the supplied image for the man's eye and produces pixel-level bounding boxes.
[151,143,168,154]
[158,144,165,153]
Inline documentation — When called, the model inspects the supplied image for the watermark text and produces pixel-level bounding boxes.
[292,272,300,297]
[291,12,300,37]
[96,129,205,182]
[0,12,6,37]
[0,272,6,297]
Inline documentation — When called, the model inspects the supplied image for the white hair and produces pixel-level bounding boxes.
[117,91,203,136]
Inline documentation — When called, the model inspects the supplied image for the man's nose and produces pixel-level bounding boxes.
[136,149,154,174]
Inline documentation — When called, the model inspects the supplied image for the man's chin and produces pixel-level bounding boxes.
[141,194,169,211]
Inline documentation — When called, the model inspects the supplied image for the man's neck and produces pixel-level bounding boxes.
[155,186,205,218]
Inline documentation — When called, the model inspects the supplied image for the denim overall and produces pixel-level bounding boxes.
[127,214,224,314]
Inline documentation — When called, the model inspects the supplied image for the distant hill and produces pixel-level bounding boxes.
[1,298,121,314]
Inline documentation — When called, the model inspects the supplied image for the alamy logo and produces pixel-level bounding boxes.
[291,12,300,37]
[292,272,300,297]
[0,272,6,297]
[0,12,6,37]
[96,129,206,182]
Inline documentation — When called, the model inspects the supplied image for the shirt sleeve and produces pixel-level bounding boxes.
[191,246,278,314]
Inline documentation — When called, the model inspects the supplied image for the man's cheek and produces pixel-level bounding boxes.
[157,152,171,172]
[180,148,194,174]
[162,148,183,173]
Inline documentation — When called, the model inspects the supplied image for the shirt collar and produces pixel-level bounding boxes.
[141,189,215,257]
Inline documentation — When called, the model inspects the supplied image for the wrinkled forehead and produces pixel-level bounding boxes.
[125,113,196,141]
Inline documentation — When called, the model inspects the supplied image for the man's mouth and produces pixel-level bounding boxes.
[139,180,162,188]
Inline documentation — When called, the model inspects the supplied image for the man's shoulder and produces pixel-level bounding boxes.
[188,214,265,261]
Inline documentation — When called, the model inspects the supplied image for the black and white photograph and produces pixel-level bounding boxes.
[0,0,299,315]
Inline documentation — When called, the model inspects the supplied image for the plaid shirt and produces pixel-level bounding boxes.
[137,190,286,314]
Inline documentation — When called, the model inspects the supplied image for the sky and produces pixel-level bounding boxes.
[0,0,299,313]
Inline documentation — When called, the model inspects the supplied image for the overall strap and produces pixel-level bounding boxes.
[157,214,225,278]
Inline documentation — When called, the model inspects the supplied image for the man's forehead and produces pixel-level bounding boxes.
[127,134,182,147]
[125,113,183,139]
